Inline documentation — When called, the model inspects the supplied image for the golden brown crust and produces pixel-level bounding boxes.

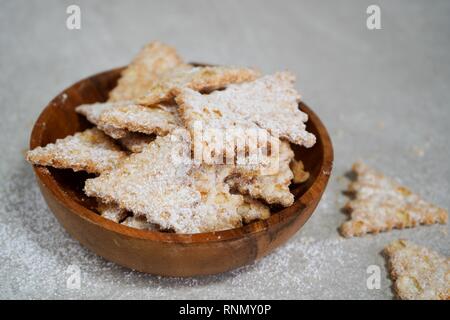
[340,162,448,237]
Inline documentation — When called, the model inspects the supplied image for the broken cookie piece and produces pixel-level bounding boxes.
[108,41,184,102]
[136,65,259,106]
[97,201,128,223]
[384,239,449,300]
[340,162,448,237]
[291,158,309,184]
[238,196,271,224]
[121,215,158,231]
[26,128,127,174]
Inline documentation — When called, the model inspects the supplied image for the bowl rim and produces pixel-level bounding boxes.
[30,67,333,244]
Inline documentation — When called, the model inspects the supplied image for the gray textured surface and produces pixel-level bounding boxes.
[0,0,448,299]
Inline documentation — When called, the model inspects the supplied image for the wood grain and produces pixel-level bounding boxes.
[29,67,333,276]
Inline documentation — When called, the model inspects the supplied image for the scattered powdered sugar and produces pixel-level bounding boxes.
[223,236,357,298]
[0,162,358,299]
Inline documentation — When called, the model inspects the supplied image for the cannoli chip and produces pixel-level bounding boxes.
[26,128,127,174]
[226,141,295,207]
[108,41,184,102]
[119,132,155,153]
[136,65,259,105]
[340,162,448,237]
[98,103,182,136]
[384,240,450,300]
[191,164,271,227]
[85,130,270,233]
[97,201,128,223]
[176,72,316,163]
[76,102,129,139]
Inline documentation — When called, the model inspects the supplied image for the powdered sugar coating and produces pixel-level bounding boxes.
[98,104,181,136]
[226,141,295,207]
[340,162,448,237]
[176,72,316,164]
[108,41,184,102]
[84,130,201,233]
[77,101,180,139]
[26,128,127,174]
[384,239,449,300]
[85,130,270,234]
[238,196,271,223]
[76,102,129,139]
[136,65,259,106]
[191,164,271,229]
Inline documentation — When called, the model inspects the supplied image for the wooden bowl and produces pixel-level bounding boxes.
[29,67,333,277]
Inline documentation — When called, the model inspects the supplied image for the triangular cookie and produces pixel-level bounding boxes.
[136,65,259,105]
[26,128,127,174]
[84,130,269,233]
[384,239,449,300]
[76,102,180,138]
[76,101,129,139]
[98,103,181,136]
[340,162,448,237]
[108,41,184,102]
[176,72,316,165]
[226,141,296,207]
